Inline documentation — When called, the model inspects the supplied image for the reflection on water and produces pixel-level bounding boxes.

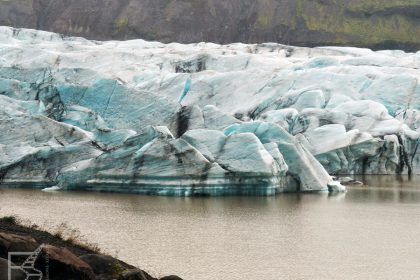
[0,176,419,280]
[351,175,420,203]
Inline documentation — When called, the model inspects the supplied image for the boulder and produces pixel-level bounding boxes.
[80,254,132,277]
[0,232,39,259]
[34,245,95,280]
[159,276,184,280]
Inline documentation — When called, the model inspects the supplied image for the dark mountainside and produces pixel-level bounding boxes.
[1,0,420,51]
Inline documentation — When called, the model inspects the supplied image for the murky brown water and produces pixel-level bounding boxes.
[1,176,419,280]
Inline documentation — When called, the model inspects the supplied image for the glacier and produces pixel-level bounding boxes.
[0,27,419,196]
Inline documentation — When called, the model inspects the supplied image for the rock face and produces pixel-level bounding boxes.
[0,27,419,195]
[0,0,420,51]
[36,245,96,280]
[0,232,39,258]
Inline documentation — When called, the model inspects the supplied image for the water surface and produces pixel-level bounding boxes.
[0,176,419,280]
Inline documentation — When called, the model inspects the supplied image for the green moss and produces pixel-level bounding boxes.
[256,15,271,30]
[256,0,297,31]
[0,215,18,224]
[115,18,129,33]
[255,0,275,30]
[347,0,420,13]
[294,0,420,47]
[111,263,125,277]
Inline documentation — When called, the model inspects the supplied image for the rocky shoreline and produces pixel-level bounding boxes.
[0,218,182,280]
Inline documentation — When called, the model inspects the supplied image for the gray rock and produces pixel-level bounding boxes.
[0,232,39,259]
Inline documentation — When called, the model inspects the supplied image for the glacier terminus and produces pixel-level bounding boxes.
[0,27,419,196]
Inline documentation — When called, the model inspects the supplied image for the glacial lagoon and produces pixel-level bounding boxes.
[1,175,419,280]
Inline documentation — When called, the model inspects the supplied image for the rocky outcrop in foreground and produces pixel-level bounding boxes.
[0,221,182,280]
[0,27,419,195]
[0,0,420,51]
